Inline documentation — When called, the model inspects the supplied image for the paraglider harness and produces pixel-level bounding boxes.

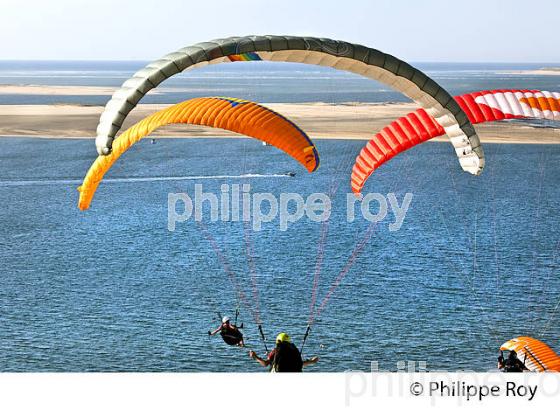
[220,326,243,346]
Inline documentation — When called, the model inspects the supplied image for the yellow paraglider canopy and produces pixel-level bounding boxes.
[78,96,319,210]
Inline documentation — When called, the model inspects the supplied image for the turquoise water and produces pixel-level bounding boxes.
[0,137,559,372]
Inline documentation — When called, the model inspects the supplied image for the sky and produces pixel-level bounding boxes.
[0,0,558,62]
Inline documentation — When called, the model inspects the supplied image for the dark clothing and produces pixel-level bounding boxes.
[503,357,527,372]
[268,342,303,372]
[220,324,243,346]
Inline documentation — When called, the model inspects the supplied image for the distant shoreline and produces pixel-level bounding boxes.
[0,102,558,144]
[502,68,560,76]
[0,84,116,96]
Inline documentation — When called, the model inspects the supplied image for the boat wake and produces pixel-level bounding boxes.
[0,173,292,187]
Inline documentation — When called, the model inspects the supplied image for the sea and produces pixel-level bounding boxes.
[0,61,559,371]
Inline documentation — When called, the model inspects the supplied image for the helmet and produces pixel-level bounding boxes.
[222,316,230,324]
[276,332,291,344]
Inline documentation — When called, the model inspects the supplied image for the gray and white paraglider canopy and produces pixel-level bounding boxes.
[95,35,484,175]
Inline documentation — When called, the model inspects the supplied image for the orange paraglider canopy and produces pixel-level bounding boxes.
[78,97,319,210]
[500,336,560,372]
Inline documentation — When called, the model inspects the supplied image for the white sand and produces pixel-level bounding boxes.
[0,85,116,96]
[502,69,560,76]
[0,102,558,143]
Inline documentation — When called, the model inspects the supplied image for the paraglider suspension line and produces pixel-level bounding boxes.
[258,324,269,354]
[300,326,311,356]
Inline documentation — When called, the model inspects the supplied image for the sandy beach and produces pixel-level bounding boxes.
[503,68,560,76]
[1,101,558,144]
[0,85,116,96]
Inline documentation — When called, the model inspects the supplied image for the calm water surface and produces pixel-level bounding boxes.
[0,137,559,371]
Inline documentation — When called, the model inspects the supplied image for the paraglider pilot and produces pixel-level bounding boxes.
[209,316,245,347]
[498,350,528,372]
[249,332,318,372]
